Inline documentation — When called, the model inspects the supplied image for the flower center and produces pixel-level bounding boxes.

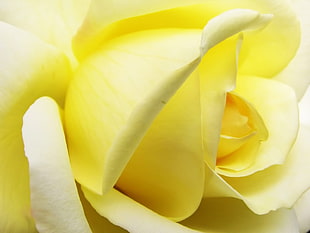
[216,92,268,170]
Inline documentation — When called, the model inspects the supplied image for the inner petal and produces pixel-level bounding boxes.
[115,72,204,221]
[216,92,268,168]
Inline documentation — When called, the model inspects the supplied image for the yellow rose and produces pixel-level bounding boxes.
[0,0,309,232]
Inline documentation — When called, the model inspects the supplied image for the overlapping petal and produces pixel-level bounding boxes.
[22,97,91,233]
[0,22,71,232]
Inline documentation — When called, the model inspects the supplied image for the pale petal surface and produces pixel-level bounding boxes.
[0,22,71,232]
[22,97,91,233]
[0,0,90,62]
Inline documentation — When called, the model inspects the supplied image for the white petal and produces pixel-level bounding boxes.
[22,97,91,233]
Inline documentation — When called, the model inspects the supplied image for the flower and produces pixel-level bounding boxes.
[0,0,309,233]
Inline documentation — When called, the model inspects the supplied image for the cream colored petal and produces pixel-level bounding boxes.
[218,76,299,176]
[181,197,299,233]
[0,22,70,232]
[0,0,90,63]
[83,187,203,233]
[65,9,272,196]
[274,0,310,99]
[223,125,310,214]
[294,189,310,233]
[22,97,91,233]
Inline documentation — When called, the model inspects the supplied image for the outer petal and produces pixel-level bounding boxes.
[22,97,91,233]
[0,22,71,232]
[83,188,202,233]
[274,0,310,99]
[0,0,91,63]
[74,0,299,80]
[181,197,299,233]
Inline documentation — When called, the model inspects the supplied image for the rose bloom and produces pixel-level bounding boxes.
[1,0,310,232]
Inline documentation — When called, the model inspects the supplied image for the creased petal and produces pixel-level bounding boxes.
[181,197,299,233]
[83,188,202,233]
[22,97,91,233]
[274,0,310,99]
[0,22,70,232]
[0,0,91,63]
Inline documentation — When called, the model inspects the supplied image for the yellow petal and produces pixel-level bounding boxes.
[217,76,298,177]
[0,0,90,64]
[223,125,310,214]
[65,9,272,196]
[22,97,91,233]
[0,22,71,232]
[83,187,202,233]
[74,0,298,79]
[181,197,300,233]
[115,71,204,221]
[65,28,203,196]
